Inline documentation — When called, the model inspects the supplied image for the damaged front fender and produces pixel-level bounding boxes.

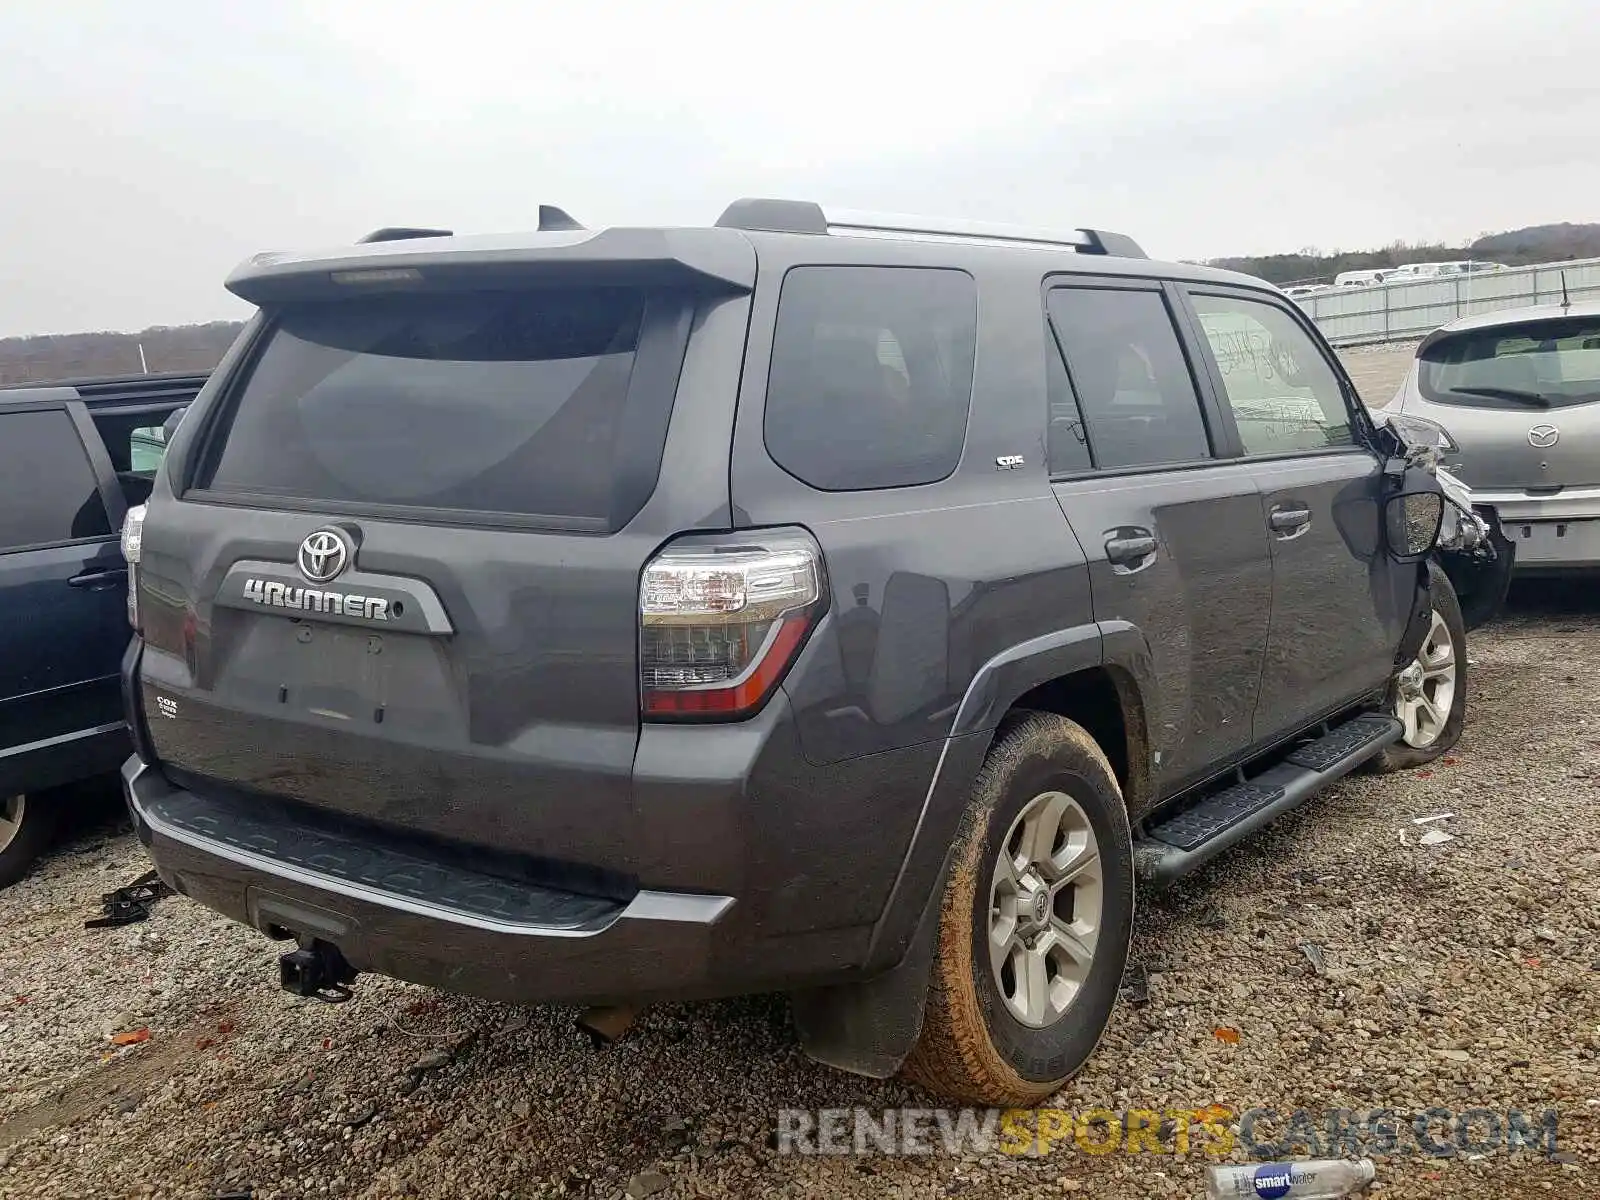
[1433,465,1515,630]
[1377,418,1515,630]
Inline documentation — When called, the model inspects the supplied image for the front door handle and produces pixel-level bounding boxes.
[68,568,127,590]
[1105,533,1158,566]
[1269,506,1312,535]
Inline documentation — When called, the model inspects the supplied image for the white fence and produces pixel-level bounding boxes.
[1302,257,1600,347]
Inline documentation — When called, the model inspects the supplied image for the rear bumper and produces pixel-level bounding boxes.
[1495,516,1600,570]
[1475,488,1600,569]
[123,754,739,1006]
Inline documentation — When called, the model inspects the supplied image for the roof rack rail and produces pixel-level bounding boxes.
[714,198,1145,258]
[358,227,453,244]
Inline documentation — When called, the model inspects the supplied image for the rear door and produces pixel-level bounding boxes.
[1179,285,1401,742]
[137,268,753,871]
[0,402,128,770]
[1045,279,1273,799]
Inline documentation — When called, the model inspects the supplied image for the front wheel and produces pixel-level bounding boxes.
[1365,560,1468,774]
[899,712,1134,1106]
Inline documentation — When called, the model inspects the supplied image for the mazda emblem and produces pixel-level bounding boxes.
[1528,424,1560,448]
[297,529,352,584]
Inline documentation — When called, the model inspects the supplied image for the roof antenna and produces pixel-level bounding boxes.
[1560,268,1571,311]
[538,205,584,232]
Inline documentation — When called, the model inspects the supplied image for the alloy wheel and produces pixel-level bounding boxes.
[0,795,24,854]
[1395,609,1457,748]
[987,790,1103,1028]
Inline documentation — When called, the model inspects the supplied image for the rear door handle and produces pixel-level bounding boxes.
[1104,533,1158,566]
[68,568,127,590]
[1269,506,1312,535]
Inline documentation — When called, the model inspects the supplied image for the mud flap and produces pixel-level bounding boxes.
[788,849,950,1079]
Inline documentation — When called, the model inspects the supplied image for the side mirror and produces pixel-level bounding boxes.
[161,405,189,444]
[1385,490,1444,561]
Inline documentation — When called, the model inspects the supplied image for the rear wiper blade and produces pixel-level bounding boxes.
[1445,385,1550,407]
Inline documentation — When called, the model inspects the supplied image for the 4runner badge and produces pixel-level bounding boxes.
[240,578,391,622]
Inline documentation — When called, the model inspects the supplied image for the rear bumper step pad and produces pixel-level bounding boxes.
[1134,714,1401,884]
[140,785,622,931]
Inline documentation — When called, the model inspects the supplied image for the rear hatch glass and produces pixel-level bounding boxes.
[196,287,674,530]
[1419,316,1600,411]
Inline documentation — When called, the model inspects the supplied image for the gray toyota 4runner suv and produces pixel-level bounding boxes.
[121,200,1486,1105]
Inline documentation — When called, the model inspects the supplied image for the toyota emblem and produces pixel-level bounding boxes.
[1528,424,1560,448]
[297,528,352,584]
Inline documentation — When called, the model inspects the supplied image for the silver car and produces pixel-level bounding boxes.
[1388,300,1600,573]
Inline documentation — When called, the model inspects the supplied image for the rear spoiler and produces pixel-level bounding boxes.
[225,228,757,305]
[1417,309,1590,357]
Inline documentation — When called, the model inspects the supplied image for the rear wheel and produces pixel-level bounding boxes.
[1366,560,1468,774]
[0,794,57,890]
[900,712,1134,1106]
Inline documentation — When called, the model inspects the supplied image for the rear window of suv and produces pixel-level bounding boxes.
[1419,316,1600,410]
[764,266,977,491]
[198,288,682,528]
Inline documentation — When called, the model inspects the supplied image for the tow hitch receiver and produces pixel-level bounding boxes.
[279,940,358,1004]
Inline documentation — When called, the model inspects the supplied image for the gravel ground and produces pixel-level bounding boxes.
[1336,341,1421,409]
[2,583,1597,1200]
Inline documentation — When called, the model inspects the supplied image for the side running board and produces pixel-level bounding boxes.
[1134,713,1401,886]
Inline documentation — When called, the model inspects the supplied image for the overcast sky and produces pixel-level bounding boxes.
[2,0,1595,336]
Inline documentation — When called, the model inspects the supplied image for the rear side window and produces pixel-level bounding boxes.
[1189,293,1354,454]
[1046,288,1211,470]
[764,266,977,491]
[0,410,111,551]
[199,288,677,527]
[1418,316,1600,410]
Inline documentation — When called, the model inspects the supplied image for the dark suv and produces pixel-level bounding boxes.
[0,373,197,886]
[121,202,1481,1104]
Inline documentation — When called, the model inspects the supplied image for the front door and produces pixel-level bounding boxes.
[1045,280,1273,798]
[1179,286,1403,744]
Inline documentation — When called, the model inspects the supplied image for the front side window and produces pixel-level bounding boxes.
[1189,293,1354,455]
[0,410,110,551]
[1046,287,1211,471]
[1418,317,1600,410]
[764,266,977,491]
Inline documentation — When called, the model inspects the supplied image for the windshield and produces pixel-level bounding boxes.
[1417,316,1600,410]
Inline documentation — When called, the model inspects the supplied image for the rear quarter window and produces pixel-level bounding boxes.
[763,266,977,491]
[197,287,685,528]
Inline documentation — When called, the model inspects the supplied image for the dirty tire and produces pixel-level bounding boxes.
[1364,560,1468,775]
[899,712,1134,1106]
[0,794,58,890]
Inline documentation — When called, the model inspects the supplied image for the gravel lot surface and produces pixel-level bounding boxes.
[1336,341,1420,409]
[3,583,1596,1200]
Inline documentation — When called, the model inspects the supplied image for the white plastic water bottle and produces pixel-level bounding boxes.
[1206,1159,1376,1199]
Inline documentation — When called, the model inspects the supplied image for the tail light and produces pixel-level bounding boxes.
[640,529,825,719]
[121,504,147,630]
